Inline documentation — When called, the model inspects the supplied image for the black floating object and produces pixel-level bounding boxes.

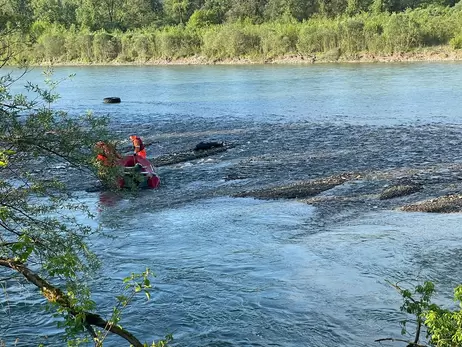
[103,97,121,103]
[194,141,224,151]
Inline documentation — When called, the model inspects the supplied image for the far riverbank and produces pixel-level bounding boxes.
[29,46,462,67]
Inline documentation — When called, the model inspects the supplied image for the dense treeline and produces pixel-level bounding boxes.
[1,0,462,63]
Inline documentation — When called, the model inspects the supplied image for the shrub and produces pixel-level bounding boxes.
[75,33,94,62]
[297,19,339,54]
[157,26,201,59]
[383,12,423,52]
[133,32,159,61]
[364,16,387,53]
[120,33,136,62]
[93,32,121,62]
[38,32,66,62]
[259,22,299,58]
[450,34,462,49]
[339,17,366,54]
[187,9,221,28]
[410,6,454,46]
[202,24,261,59]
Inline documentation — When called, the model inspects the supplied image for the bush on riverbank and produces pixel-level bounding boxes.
[8,5,462,65]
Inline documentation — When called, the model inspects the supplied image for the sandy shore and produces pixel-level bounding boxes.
[32,46,462,67]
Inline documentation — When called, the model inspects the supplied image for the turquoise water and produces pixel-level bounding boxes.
[3,63,462,346]
[11,62,462,125]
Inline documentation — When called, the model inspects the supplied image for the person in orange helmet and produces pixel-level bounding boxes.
[129,135,147,159]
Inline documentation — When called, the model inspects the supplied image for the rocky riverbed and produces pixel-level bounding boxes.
[25,120,462,220]
[95,120,462,220]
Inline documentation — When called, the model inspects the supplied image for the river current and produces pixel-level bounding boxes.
[3,62,462,346]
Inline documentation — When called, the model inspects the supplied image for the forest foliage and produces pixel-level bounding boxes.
[2,0,462,64]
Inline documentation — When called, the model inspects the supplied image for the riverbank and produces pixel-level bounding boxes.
[29,46,462,67]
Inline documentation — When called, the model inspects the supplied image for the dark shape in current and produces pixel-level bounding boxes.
[103,97,121,103]
[194,141,224,151]
[152,144,230,167]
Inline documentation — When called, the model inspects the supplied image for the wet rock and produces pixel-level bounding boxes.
[103,97,121,103]
[224,173,247,181]
[400,194,462,213]
[85,184,104,193]
[379,182,423,200]
[152,145,230,167]
[194,141,224,151]
[235,172,359,200]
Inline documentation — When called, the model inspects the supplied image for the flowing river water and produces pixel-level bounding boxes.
[3,62,462,346]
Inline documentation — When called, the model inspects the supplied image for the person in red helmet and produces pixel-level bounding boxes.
[129,135,147,159]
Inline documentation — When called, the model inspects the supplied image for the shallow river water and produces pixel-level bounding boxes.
[3,62,462,346]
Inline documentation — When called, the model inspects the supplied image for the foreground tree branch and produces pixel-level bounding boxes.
[0,257,144,347]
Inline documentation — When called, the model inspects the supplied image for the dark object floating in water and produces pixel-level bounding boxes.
[103,97,121,103]
[194,141,224,151]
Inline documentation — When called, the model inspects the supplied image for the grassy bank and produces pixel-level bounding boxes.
[8,7,462,66]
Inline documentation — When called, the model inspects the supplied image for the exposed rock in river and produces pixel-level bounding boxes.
[379,181,423,200]
[21,121,462,217]
[234,172,361,199]
[401,194,462,213]
[151,144,230,167]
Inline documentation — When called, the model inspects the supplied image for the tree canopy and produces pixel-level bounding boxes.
[2,0,461,32]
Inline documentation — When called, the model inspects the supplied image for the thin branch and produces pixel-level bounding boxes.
[17,138,89,170]
[0,220,21,236]
[387,281,419,305]
[0,258,144,347]
[414,320,421,345]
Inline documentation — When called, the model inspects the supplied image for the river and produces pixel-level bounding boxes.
[3,62,462,346]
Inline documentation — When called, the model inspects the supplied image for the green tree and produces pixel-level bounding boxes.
[264,0,317,21]
[121,0,163,29]
[30,0,78,27]
[187,8,222,27]
[0,38,169,344]
[163,0,192,24]
[201,0,231,23]
[379,281,462,347]
[2,0,34,29]
[225,0,267,23]
[76,0,161,31]
[316,0,349,17]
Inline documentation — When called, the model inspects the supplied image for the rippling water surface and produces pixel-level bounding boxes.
[3,63,462,346]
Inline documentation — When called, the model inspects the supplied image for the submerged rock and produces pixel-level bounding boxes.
[152,144,230,167]
[194,141,224,151]
[235,172,359,200]
[379,182,423,200]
